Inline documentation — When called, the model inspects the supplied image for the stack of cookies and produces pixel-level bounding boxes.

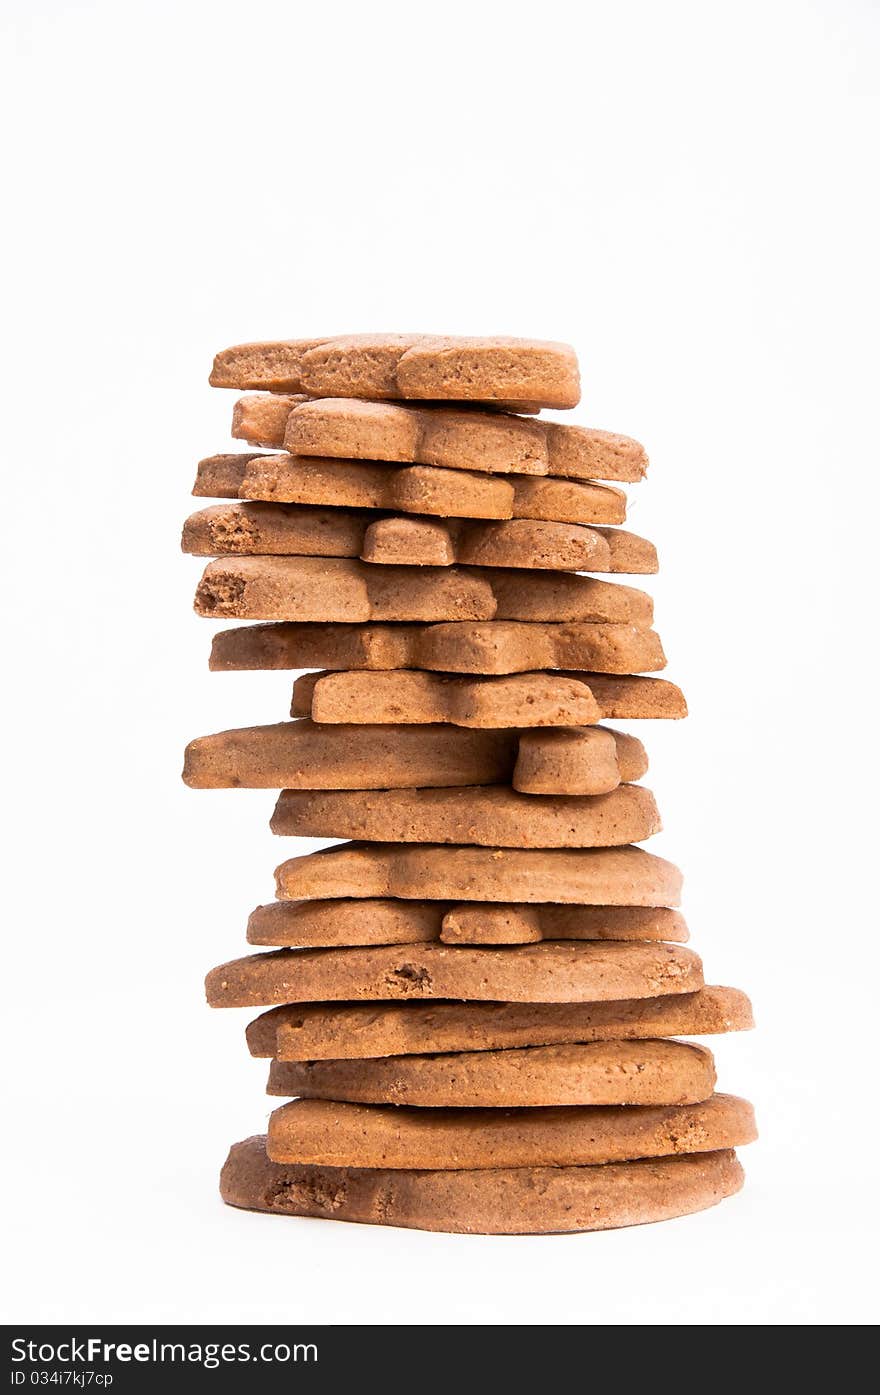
[183,334,755,1235]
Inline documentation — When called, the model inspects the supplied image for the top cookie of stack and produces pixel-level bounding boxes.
[209,332,583,409]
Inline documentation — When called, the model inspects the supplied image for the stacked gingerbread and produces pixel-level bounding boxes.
[183,334,755,1235]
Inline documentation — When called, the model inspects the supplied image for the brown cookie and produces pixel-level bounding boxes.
[573,673,687,718]
[220,1136,744,1233]
[293,670,678,737]
[275,842,683,907]
[182,721,642,793]
[247,898,446,949]
[509,474,630,526]
[211,623,672,679]
[267,1093,756,1170]
[266,1039,716,1108]
[192,453,629,527]
[193,557,495,622]
[294,669,595,727]
[182,503,372,559]
[279,397,647,482]
[210,335,581,408]
[231,394,311,447]
[360,517,656,573]
[243,455,519,519]
[439,902,685,945]
[184,502,655,574]
[276,719,647,797]
[231,395,648,484]
[511,728,648,793]
[293,669,602,727]
[490,571,654,625]
[183,721,517,790]
[191,453,264,497]
[193,556,655,627]
[245,900,688,949]
[394,623,665,674]
[246,985,752,1060]
[286,395,545,458]
[206,940,702,1009]
[269,783,662,849]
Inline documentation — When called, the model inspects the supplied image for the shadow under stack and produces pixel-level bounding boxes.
[183,333,755,1235]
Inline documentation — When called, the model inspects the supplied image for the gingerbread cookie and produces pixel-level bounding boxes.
[245,899,688,949]
[182,503,371,559]
[243,454,518,518]
[183,721,642,792]
[206,940,701,1009]
[184,502,655,574]
[220,1136,744,1233]
[281,397,647,483]
[210,334,581,408]
[194,556,495,622]
[292,670,685,723]
[232,394,310,447]
[211,622,671,679]
[193,453,629,527]
[439,902,685,945]
[191,453,263,497]
[246,985,752,1060]
[292,669,604,728]
[266,1093,756,1169]
[269,783,662,849]
[512,727,648,794]
[266,1039,716,1108]
[183,721,517,790]
[275,842,683,907]
[232,395,648,483]
[194,556,655,627]
[361,517,656,572]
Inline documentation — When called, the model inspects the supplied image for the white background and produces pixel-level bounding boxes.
[1,0,877,1327]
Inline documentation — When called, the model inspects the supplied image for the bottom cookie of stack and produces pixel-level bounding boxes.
[221,1137,746,1235]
